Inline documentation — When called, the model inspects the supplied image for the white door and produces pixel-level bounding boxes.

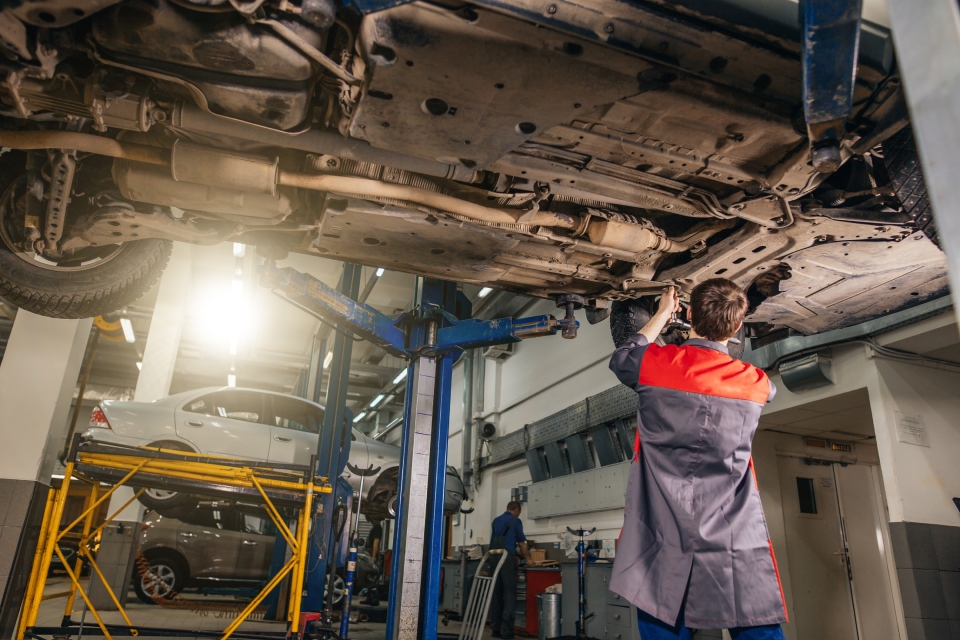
[834,464,901,640]
[175,390,271,460]
[777,457,859,640]
[265,394,324,465]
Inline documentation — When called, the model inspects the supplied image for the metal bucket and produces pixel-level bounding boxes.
[538,593,562,640]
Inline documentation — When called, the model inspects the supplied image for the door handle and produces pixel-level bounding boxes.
[185,420,204,427]
[243,540,259,546]
[180,532,197,538]
[273,435,292,442]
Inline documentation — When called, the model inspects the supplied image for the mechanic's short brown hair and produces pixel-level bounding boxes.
[690,278,748,342]
[507,501,522,513]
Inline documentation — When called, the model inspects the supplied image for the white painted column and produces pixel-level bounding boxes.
[92,243,191,610]
[108,243,192,522]
[134,242,193,403]
[0,311,92,635]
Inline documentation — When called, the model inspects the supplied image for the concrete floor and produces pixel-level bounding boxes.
[30,578,493,640]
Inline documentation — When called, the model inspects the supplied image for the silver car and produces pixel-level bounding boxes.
[135,505,379,605]
[83,387,464,521]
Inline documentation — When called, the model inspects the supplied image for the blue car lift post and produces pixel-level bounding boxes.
[259,261,579,640]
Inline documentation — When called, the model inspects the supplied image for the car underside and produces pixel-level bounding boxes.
[0,0,946,345]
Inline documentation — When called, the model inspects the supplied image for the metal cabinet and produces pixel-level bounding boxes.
[561,562,621,639]
[560,563,722,640]
[440,559,479,618]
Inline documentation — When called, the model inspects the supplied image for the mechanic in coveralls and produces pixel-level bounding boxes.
[609,279,786,640]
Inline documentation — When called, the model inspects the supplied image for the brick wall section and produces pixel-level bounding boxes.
[889,522,960,640]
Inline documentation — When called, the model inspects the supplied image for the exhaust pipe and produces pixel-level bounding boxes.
[0,131,578,230]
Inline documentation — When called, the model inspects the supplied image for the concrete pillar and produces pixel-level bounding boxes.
[91,243,191,610]
[867,357,960,640]
[0,312,92,637]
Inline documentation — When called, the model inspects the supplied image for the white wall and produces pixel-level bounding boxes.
[870,359,960,526]
[762,312,960,527]
[452,300,624,548]
[0,312,92,483]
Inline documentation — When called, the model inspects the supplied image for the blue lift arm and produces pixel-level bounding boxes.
[262,264,408,358]
[260,263,578,359]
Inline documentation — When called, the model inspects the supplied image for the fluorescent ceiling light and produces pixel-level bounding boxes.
[370,394,385,408]
[393,369,408,384]
[323,351,334,369]
[376,267,385,277]
[136,361,142,371]
[478,287,493,298]
[120,317,136,343]
[227,374,237,387]
[353,411,367,423]
[233,243,246,258]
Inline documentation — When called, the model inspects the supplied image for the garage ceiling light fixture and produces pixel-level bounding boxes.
[233,243,246,258]
[323,351,334,369]
[393,369,407,384]
[376,267,385,277]
[120,317,136,343]
[227,374,236,387]
[370,394,385,408]
[353,411,367,423]
[478,287,493,298]
[136,361,142,371]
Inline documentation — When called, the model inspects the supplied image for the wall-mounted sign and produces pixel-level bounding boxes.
[830,442,853,453]
[895,411,929,448]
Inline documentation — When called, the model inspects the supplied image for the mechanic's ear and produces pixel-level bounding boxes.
[686,306,692,322]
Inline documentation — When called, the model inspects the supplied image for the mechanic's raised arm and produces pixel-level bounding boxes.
[609,287,680,389]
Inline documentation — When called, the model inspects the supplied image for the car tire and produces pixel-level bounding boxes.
[135,442,200,518]
[325,573,346,607]
[881,125,939,248]
[727,324,746,360]
[610,297,745,359]
[609,298,686,350]
[0,151,172,319]
[133,555,186,604]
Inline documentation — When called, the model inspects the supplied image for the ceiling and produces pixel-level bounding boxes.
[760,388,875,442]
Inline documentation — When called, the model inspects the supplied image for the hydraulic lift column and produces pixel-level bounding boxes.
[386,280,458,640]
[260,263,577,640]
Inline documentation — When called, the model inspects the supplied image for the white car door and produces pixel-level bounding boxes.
[174,390,272,460]
[265,394,323,465]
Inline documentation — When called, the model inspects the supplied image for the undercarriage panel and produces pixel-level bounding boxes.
[749,232,948,334]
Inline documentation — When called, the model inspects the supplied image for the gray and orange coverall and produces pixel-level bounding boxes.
[608,334,787,629]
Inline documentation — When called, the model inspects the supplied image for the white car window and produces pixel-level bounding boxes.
[184,390,266,424]
[270,395,323,433]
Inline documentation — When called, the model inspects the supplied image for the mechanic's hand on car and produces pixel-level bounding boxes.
[657,286,681,318]
[635,286,681,344]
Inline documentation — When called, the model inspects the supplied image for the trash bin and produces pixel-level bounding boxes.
[538,593,562,640]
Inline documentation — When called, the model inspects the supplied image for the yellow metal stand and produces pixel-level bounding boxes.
[17,445,330,640]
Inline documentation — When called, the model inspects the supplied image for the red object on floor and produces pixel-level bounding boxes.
[297,612,321,640]
[524,567,562,635]
[383,550,392,577]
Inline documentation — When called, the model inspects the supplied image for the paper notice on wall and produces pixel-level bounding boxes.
[895,412,929,447]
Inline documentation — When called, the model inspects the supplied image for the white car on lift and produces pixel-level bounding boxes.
[81,386,464,520]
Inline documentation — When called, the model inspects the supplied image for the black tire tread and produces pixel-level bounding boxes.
[0,239,172,319]
[610,299,652,349]
[882,125,939,248]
